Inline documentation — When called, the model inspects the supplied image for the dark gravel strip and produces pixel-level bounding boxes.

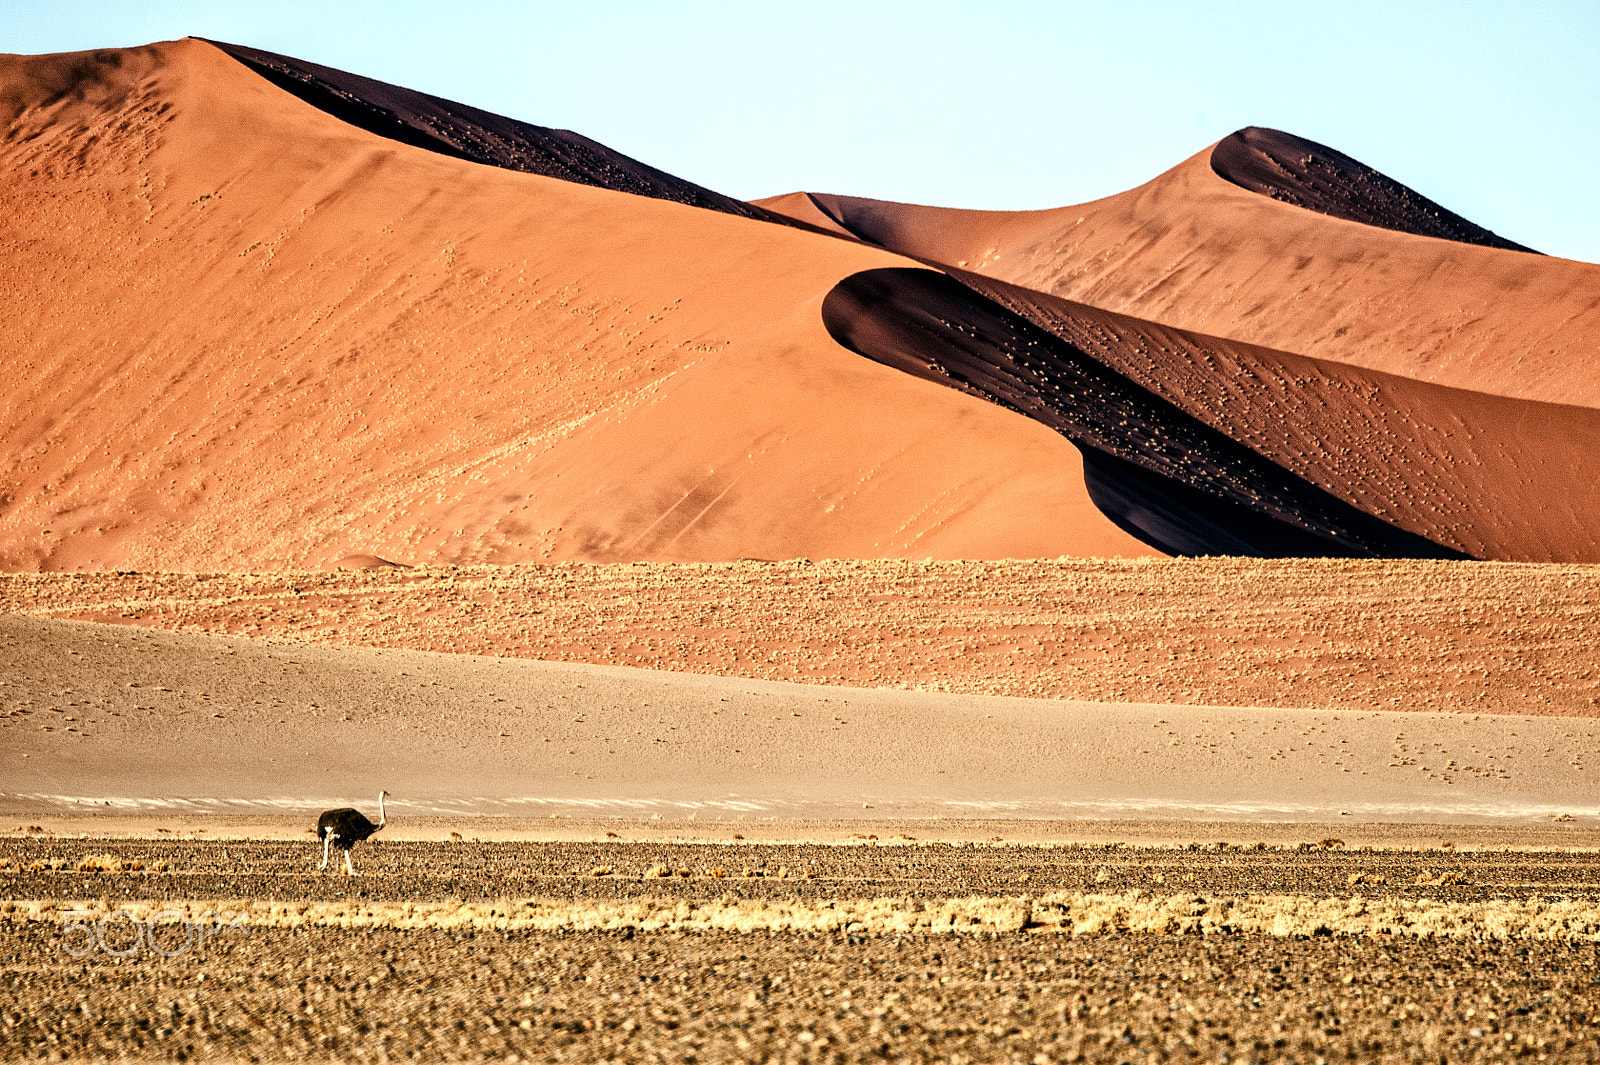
[6,839,1600,905]
[4,924,1597,1063]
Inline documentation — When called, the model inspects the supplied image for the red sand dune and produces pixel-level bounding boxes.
[0,40,1148,572]
[5,41,1597,569]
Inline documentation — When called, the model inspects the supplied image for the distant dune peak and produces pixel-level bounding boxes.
[201,39,799,227]
[1210,126,1536,253]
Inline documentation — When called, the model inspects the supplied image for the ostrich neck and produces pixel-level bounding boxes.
[377,792,387,829]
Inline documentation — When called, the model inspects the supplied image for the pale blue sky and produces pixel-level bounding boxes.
[8,1,1599,262]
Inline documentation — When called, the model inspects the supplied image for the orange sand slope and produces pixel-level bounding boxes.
[6,559,1598,719]
[0,40,1146,572]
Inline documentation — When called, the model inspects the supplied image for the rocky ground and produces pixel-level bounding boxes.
[3,558,1597,717]
[4,838,1599,904]
[4,839,1599,1062]
[8,923,1595,1063]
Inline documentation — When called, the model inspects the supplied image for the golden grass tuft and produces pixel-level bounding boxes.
[76,854,143,872]
[11,891,1600,941]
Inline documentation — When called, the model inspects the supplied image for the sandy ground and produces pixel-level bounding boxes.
[5,840,1600,1062]
[9,838,1600,905]
[4,557,1598,716]
[4,613,1597,828]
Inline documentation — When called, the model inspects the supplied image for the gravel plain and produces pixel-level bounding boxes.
[5,838,1600,1062]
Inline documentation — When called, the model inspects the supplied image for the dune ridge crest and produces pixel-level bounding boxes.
[1209,126,1536,253]
[762,153,1599,408]
[203,39,802,228]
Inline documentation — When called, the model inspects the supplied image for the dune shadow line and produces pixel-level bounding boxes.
[821,267,1467,560]
[203,39,805,229]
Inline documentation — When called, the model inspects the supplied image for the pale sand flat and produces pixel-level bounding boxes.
[4,616,1596,836]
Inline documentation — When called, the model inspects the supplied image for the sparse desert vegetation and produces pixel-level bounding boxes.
[4,557,1599,715]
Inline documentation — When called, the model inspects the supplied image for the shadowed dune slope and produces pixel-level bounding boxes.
[758,144,1600,408]
[204,40,804,230]
[1208,127,1536,253]
[0,40,1153,572]
[823,266,1600,562]
[944,270,1600,563]
[822,269,1463,560]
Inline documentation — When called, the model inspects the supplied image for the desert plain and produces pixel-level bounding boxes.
[4,35,1600,1065]
[6,559,1600,1063]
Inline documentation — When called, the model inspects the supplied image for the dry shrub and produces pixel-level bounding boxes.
[77,854,144,872]
[589,866,613,877]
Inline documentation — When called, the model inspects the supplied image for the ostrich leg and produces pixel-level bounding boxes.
[343,849,355,876]
[320,833,334,870]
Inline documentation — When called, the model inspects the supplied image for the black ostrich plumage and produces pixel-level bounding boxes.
[317,807,381,848]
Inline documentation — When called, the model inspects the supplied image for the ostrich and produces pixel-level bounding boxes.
[316,790,387,875]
